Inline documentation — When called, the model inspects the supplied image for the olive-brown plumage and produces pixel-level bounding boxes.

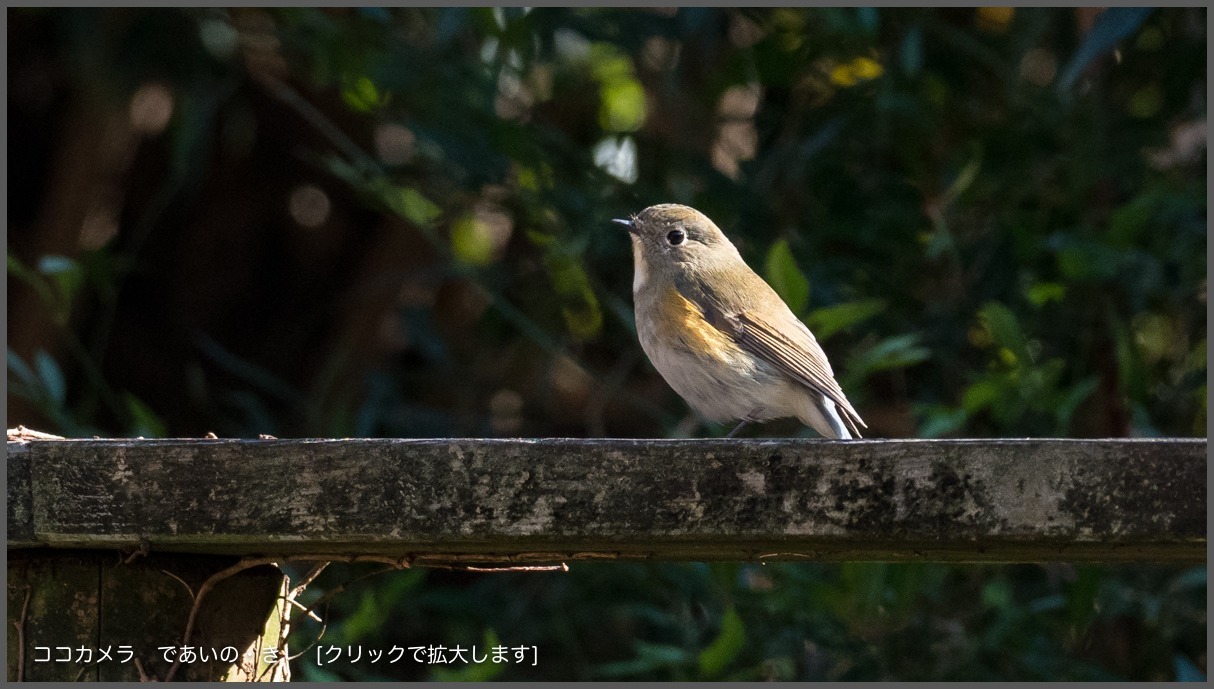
[616,204,865,439]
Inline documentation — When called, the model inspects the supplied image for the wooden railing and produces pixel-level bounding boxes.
[7,437,1206,680]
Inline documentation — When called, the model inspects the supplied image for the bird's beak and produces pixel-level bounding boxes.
[613,217,639,236]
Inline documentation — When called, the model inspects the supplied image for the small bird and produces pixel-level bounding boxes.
[616,204,865,439]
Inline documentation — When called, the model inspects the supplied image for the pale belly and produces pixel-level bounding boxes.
[637,316,806,423]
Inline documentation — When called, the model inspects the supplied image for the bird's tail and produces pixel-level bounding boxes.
[801,395,863,440]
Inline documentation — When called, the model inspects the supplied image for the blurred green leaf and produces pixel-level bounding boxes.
[1064,566,1103,631]
[1051,237,1125,281]
[341,75,388,112]
[981,579,1013,610]
[450,214,499,265]
[845,333,930,382]
[1025,282,1066,307]
[917,405,967,438]
[124,392,167,438]
[1026,593,1065,614]
[1174,654,1206,682]
[1109,310,1148,401]
[337,587,393,645]
[544,252,604,340]
[299,664,346,682]
[977,302,1029,362]
[635,640,692,665]
[1168,566,1207,592]
[940,149,983,208]
[805,299,886,340]
[7,251,39,285]
[590,43,647,133]
[37,254,84,322]
[837,562,889,619]
[600,80,646,132]
[1054,376,1098,430]
[36,254,78,275]
[856,7,879,33]
[697,606,745,679]
[34,350,67,406]
[962,378,1002,414]
[1107,193,1156,247]
[900,25,923,75]
[597,640,691,678]
[764,239,810,315]
[9,253,58,318]
[830,55,884,87]
[400,187,444,227]
[7,349,38,389]
[1056,8,1154,93]
[432,628,507,681]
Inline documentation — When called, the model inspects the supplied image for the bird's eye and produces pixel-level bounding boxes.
[666,229,685,246]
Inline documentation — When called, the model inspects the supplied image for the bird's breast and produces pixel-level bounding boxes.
[630,239,648,294]
[645,287,740,362]
[637,287,797,422]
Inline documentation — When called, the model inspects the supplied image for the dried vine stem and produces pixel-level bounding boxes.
[163,556,285,682]
[291,562,330,598]
[133,657,153,682]
[264,575,294,682]
[161,552,568,681]
[5,425,65,441]
[459,563,570,572]
[285,595,323,622]
[14,585,31,682]
[295,565,398,630]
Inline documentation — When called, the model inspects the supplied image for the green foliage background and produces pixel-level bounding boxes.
[7,7,1206,681]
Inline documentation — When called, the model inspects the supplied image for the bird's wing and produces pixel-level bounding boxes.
[725,309,865,435]
[681,275,866,436]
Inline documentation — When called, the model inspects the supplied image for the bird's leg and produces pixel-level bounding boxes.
[726,420,751,438]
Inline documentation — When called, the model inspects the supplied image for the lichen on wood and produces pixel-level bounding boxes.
[6,437,1206,563]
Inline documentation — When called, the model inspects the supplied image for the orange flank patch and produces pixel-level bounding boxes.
[658,287,740,361]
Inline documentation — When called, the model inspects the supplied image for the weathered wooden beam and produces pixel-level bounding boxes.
[6,438,1206,563]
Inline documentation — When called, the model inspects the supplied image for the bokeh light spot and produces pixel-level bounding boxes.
[288,184,332,229]
[976,7,1015,33]
[128,82,174,136]
[374,123,415,166]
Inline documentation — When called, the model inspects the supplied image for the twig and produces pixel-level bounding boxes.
[162,554,406,681]
[287,553,413,568]
[162,556,284,682]
[14,585,31,682]
[294,565,400,628]
[162,552,566,682]
[286,620,328,662]
[284,596,323,622]
[121,539,151,565]
[133,657,153,682]
[451,563,569,573]
[291,562,329,599]
[261,79,375,176]
[255,640,280,682]
[158,569,196,601]
[6,426,65,441]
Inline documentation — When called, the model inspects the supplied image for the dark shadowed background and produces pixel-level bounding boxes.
[7,7,1206,681]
